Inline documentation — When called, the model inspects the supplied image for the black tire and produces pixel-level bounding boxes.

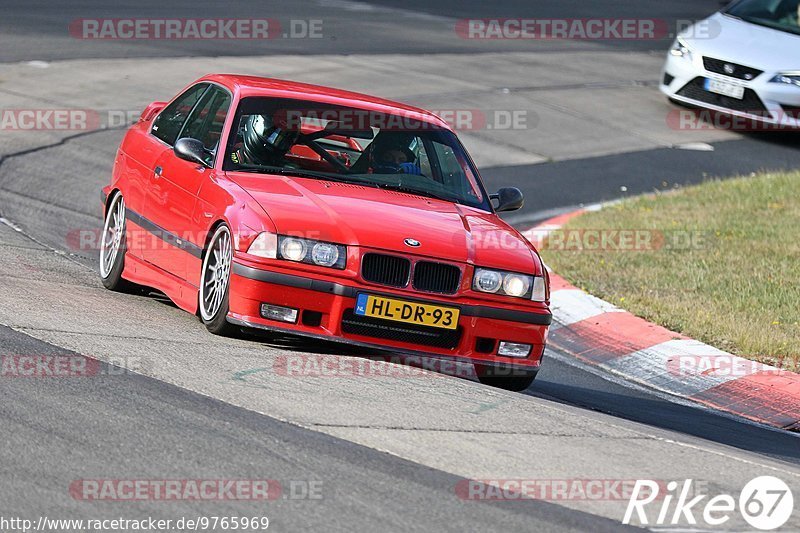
[99,192,134,292]
[475,364,538,391]
[199,224,237,336]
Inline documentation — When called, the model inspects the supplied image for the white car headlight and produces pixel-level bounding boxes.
[770,73,800,87]
[248,232,346,269]
[473,268,545,301]
[474,269,502,293]
[311,242,340,267]
[503,274,531,298]
[278,236,346,269]
[280,237,308,262]
[669,37,693,61]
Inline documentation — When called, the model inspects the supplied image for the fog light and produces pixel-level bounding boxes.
[260,304,298,323]
[498,341,531,358]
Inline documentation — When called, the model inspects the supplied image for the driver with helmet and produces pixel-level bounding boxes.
[368,135,423,175]
[230,114,299,167]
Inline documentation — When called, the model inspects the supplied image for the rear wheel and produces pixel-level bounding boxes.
[475,364,537,392]
[199,224,236,336]
[99,192,133,292]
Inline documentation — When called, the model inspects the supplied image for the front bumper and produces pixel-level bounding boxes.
[661,52,800,128]
[227,260,551,371]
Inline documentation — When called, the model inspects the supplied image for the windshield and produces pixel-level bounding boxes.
[724,0,800,35]
[223,97,491,211]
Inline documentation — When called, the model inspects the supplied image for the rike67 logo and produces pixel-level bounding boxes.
[624,476,794,530]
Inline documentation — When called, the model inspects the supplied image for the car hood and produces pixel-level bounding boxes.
[683,13,800,72]
[228,172,539,273]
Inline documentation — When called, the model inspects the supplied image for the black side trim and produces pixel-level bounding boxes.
[126,208,204,259]
[461,304,552,326]
[232,263,552,326]
[233,263,356,296]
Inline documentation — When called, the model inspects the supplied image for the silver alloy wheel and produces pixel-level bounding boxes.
[200,225,233,321]
[99,193,125,279]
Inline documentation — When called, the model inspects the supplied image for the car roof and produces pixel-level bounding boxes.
[198,74,451,130]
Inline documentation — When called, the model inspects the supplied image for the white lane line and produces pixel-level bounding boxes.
[0,216,24,232]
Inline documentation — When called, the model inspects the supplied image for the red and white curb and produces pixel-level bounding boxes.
[522,209,800,432]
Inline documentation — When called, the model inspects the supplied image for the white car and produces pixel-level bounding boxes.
[661,0,800,127]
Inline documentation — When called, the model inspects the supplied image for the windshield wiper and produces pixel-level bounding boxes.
[376,183,457,203]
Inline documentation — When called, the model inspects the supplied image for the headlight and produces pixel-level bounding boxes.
[503,274,531,297]
[278,236,346,269]
[280,237,308,262]
[474,269,502,293]
[669,37,693,61]
[770,73,800,87]
[473,268,545,301]
[311,242,340,267]
[247,233,346,269]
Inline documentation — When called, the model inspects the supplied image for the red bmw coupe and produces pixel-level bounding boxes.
[100,74,551,390]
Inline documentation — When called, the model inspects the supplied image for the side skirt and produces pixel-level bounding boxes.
[122,253,199,315]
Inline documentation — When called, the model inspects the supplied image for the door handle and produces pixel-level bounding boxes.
[154,166,163,179]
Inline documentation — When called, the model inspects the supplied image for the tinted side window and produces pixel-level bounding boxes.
[179,87,232,165]
[151,83,208,146]
[432,140,481,199]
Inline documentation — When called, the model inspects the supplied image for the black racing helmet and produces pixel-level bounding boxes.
[242,114,299,164]
[369,133,416,171]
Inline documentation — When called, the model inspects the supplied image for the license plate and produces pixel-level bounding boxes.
[704,78,745,100]
[354,293,459,330]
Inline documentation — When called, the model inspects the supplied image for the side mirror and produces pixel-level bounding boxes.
[174,137,211,168]
[490,187,524,212]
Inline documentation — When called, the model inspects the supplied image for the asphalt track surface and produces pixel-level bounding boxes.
[1,324,636,532]
[1,1,800,531]
[0,0,722,60]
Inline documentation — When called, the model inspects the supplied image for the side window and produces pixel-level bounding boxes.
[410,137,432,177]
[432,140,481,198]
[151,83,208,146]
[177,87,232,166]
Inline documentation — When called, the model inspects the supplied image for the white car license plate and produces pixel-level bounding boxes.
[704,78,745,100]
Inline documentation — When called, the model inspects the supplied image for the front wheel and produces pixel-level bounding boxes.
[199,224,236,336]
[99,191,133,292]
[475,364,537,391]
